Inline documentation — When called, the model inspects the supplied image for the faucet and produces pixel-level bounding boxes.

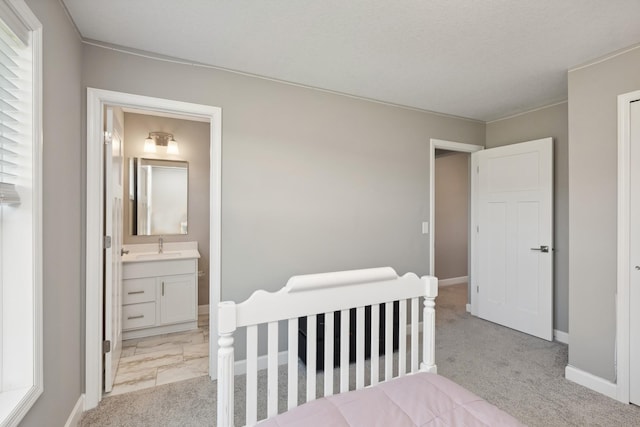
[158,236,164,253]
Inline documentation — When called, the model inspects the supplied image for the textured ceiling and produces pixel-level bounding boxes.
[62,0,640,121]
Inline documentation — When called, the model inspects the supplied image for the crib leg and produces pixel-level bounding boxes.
[218,332,235,427]
[420,276,438,374]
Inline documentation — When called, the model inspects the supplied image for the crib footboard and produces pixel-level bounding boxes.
[217,267,438,427]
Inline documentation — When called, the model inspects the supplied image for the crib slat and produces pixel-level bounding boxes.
[246,325,258,425]
[306,315,317,402]
[324,312,334,397]
[411,297,419,373]
[287,318,298,410]
[267,321,278,418]
[355,306,365,389]
[398,299,407,376]
[370,304,380,385]
[385,301,393,381]
[340,309,349,393]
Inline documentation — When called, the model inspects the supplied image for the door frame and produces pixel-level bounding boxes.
[428,139,483,310]
[616,89,640,404]
[85,88,222,410]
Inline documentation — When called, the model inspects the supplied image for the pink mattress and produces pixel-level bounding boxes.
[258,372,524,426]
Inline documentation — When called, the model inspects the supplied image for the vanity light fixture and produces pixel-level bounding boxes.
[144,131,179,154]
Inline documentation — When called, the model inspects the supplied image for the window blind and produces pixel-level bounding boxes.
[0,16,27,207]
[0,3,34,395]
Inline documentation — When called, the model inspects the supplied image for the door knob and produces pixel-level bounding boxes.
[530,245,549,253]
[635,266,640,270]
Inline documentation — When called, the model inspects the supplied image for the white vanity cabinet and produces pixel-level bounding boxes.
[122,257,198,340]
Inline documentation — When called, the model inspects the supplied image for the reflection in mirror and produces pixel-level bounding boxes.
[130,158,188,235]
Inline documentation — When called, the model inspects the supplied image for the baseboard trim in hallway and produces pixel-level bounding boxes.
[438,276,468,286]
[553,329,569,344]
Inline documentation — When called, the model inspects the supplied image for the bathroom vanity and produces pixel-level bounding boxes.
[121,242,200,340]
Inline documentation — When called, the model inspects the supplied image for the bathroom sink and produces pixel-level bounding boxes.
[121,243,200,263]
[135,251,183,260]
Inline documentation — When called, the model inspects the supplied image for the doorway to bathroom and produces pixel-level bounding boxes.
[107,106,212,396]
[85,89,222,410]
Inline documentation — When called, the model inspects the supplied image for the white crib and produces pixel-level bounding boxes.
[216,267,437,426]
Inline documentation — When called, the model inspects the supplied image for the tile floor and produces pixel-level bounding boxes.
[107,313,210,396]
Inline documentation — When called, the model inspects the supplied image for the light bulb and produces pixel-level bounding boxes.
[143,135,156,153]
[167,138,179,155]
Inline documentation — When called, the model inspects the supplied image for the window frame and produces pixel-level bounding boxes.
[0,0,43,425]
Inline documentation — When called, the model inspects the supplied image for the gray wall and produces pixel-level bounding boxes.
[434,152,469,280]
[123,113,211,305]
[485,102,569,334]
[20,0,83,426]
[568,45,640,381]
[82,44,485,308]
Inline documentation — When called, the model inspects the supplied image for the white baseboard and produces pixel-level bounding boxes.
[234,351,289,375]
[465,304,471,313]
[553,329,569,344]
[198,304,209,315]
[565,365,617,400]
[64,394,85,427]
[438,276,468,286]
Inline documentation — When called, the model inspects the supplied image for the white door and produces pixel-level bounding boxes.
[104,107,125,392]
[629,99,640,405]
[472,138,553,341]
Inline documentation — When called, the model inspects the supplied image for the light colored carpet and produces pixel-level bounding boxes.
[434,285,640,426]
[81,284,640,426]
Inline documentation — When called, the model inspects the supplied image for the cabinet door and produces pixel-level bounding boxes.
[159,274,197,325]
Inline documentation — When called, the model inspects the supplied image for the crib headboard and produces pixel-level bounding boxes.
[217,267,438,427]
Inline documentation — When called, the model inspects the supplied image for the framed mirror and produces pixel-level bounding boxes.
[129,158,188,235]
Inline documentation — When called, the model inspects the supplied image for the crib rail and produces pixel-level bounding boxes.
[217,267,438,427]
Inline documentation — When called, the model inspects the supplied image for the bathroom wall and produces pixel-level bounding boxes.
[123,112,211,306]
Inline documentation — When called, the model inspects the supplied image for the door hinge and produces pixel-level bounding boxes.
[477,165,479,173]
[103,340,111,354]
[477,225,479,233]
[103,235,112,249]
[477,285,479,293]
